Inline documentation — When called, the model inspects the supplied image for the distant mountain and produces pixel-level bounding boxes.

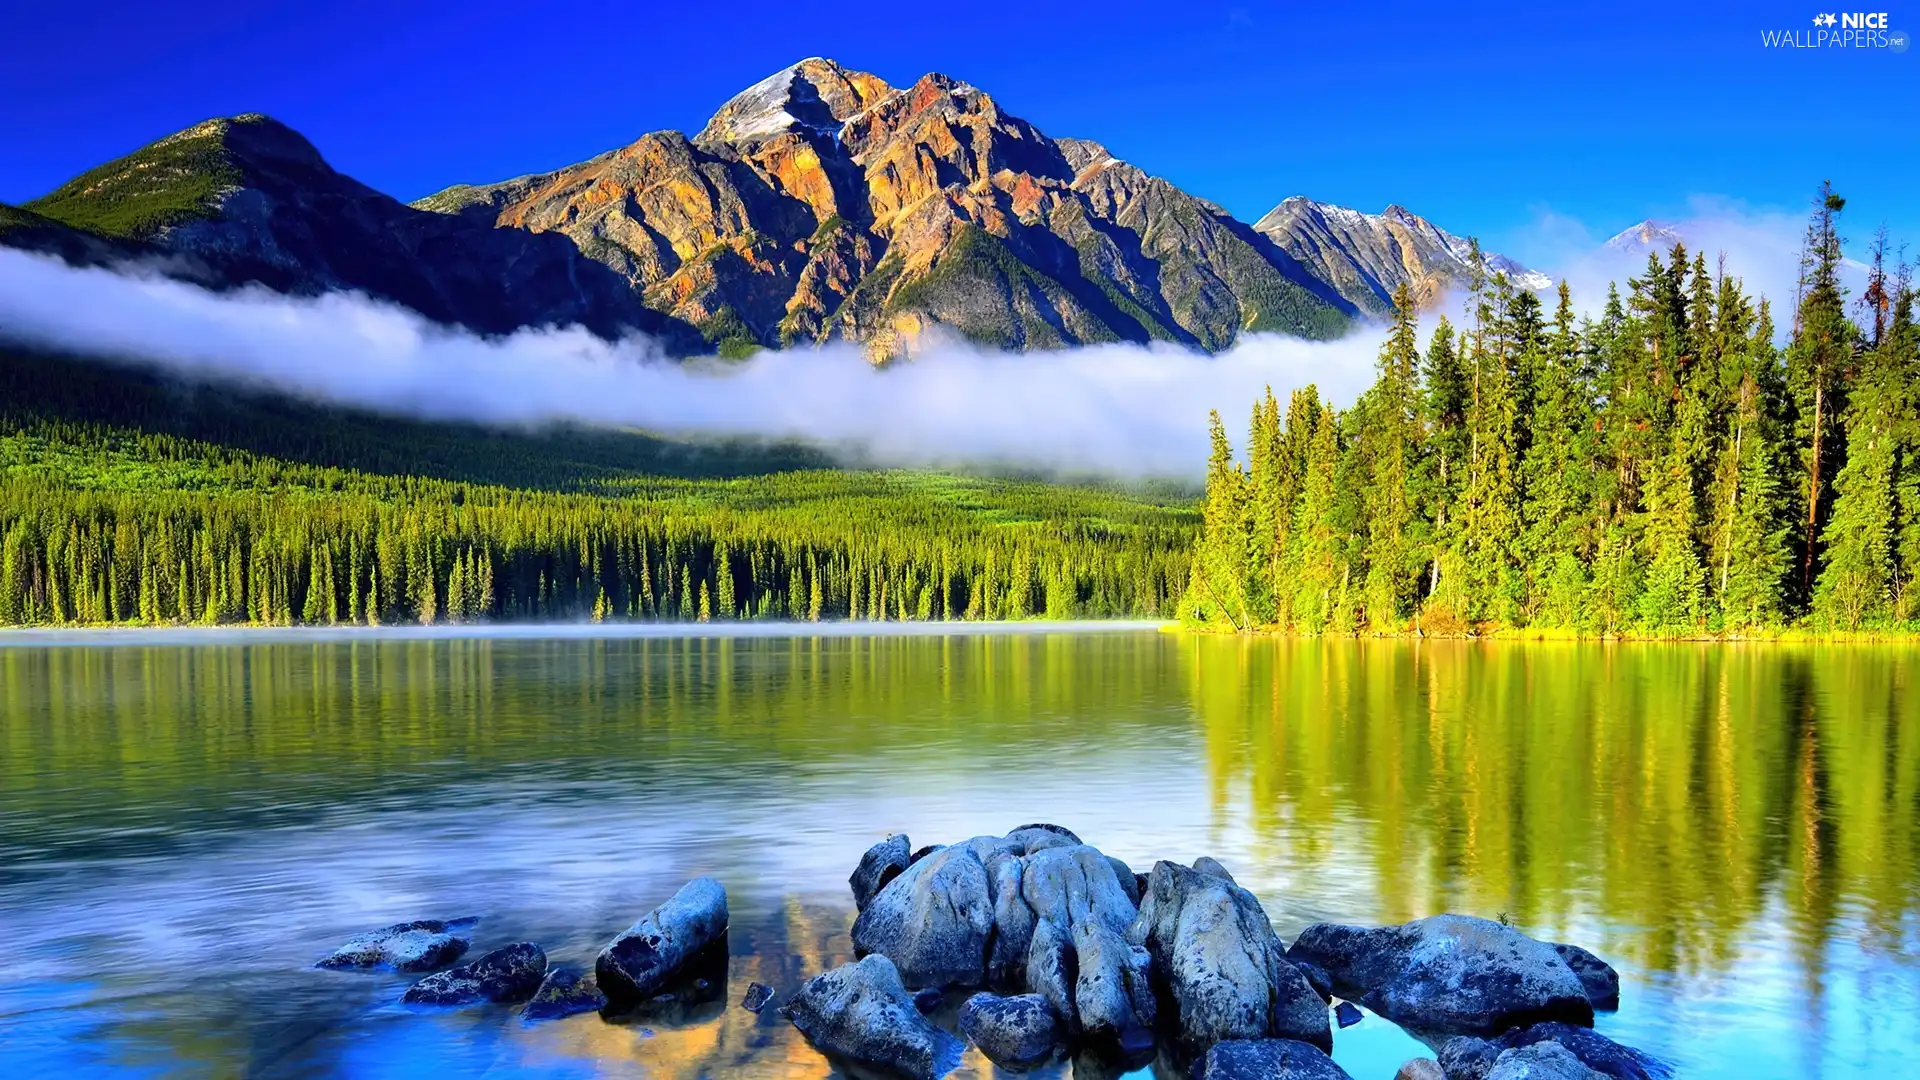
[1604,219,1687,258]
[413,58,1354,357]
[1252,197,1552,316]
[8,115,695,347]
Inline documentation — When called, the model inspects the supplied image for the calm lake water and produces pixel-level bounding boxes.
[1,626,1917,1079]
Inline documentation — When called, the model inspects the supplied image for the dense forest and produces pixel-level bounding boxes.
[1184,185,1920,635]
[0,351,1193,627]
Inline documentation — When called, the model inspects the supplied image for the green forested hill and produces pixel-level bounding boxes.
[0,350,1194,626]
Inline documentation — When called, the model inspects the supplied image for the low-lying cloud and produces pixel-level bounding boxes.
[0,248,1385,480]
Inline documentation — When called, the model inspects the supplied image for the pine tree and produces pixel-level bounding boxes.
[1359,283,1423,631]
[1787,182,1856,607]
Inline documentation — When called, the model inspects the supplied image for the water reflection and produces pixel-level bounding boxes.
[0,631,1916,1078]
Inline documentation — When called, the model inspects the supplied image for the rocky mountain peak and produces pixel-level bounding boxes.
[1604,219,1685,256]
[695,58,892,148]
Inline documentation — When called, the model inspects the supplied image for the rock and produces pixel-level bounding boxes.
[1480,1023,1670,1080]
[1295,961,1334,1003]
[913,987,944,1014]
[986,851,1035,988]
[1020,844,1138,936]
[596,877,730,1010]
[1288,915,1594,1037]
[1108,856,1141,905]
[1128,860,1331,1053]
[1007,822,1082,846]
[1396,1059,1447,1080]
[1072,919,1155,1051]
[910,844,943,864]
[402,942,547,1006]
[520,966,606,1020]
[1550,944,1621,1011]
[1193,1038,1355,1080]
[316,917,475,972]
[958,992,1064,1070]
[1025,917,1079,1035]
[852,834,913,912]
[1486,1043,1606,1080]
[852,841,999,988]
[1439,1036,1501,1080]
[1193,856,1236,884]
[1335,1001,1362,1028]
[742,981,774,1013]
[783,954,962,1080]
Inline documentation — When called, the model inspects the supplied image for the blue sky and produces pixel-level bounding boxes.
[2,0,1914,257]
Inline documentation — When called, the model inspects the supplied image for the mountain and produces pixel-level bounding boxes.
[16,61,1565,358]
[1251,197,1552,315]
[411,58,1355,357]
[1604,219,1686,258]
[9,114,696,347]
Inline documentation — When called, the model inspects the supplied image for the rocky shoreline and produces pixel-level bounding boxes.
[314,824,1670,1079]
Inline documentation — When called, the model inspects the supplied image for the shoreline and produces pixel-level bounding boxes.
[0,619,1173,648]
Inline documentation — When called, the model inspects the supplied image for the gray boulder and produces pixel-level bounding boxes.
[520,966,606,1020]
[987,851,1036,988]
[852,840,999,988]
[1026,917,1078,1035]
[1396,1060,1447,1080]
[1441,1024,1669,1080]
[958,992,1064,1070]
[402,942,546,1006]
[1020,844,1137,936]
[1073,919,1156,1051]
[1108,856,1141,905]
[783,954,962,1080]
[852,834,913,912]
[742,982,775,1013]
[1193,856,1237,883]
[1485,1043,1606,1080]
[317,917,475,972]
[1288,915,1594,1036]
[1193,1039,1355,1079]
[1550,944,1621,1011]
[596,877,730,1009]
[1128,860,1331,1053]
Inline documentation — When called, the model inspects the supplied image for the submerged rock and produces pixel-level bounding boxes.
[1485,1042,1606,1080]
[316,917,475,972]
[783,954,962,1080]
[1550,944,1621,1011]
[851,834,912,913]
[1439,1023,1670,1080]
[742,981,775,1013]
[1287,915,1594,1037]
[958,992,1064,1070]
[1193,1038,1355,1080]
[596,877,729,1010]
[402,942,546,1006]
[1335,1001,1363,1028]
[1128,860,1331,1053]
[520,966,606,1020]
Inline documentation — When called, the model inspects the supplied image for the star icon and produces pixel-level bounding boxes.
[1824,13,1839,25]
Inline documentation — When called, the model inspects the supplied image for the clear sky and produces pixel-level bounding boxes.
[2,0,1914,257]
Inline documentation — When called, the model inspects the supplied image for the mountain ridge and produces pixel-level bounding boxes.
[7,59,1576,358]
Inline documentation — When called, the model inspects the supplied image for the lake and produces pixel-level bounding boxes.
[1,626,1916,1079]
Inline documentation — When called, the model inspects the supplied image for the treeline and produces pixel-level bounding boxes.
[0,358,1192,627]
[1185,184,1919,635]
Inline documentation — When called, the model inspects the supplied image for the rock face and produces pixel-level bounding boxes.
[851,834,912,912]
[316,917,475,972]
[1550,944,1621,1011]
[782,954,962,1080]
[1287,915,1595,1037]
[596,877,730,1010]
[520,966,607,1020]
[1193,1039,1355,1080]
[958,992,1064,1069]
[11,116,695,347]
[1129,860,1332,1053]
[1251,197,1549,316]
[401,942,547,1006]
[1438,1024,1670,1080]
